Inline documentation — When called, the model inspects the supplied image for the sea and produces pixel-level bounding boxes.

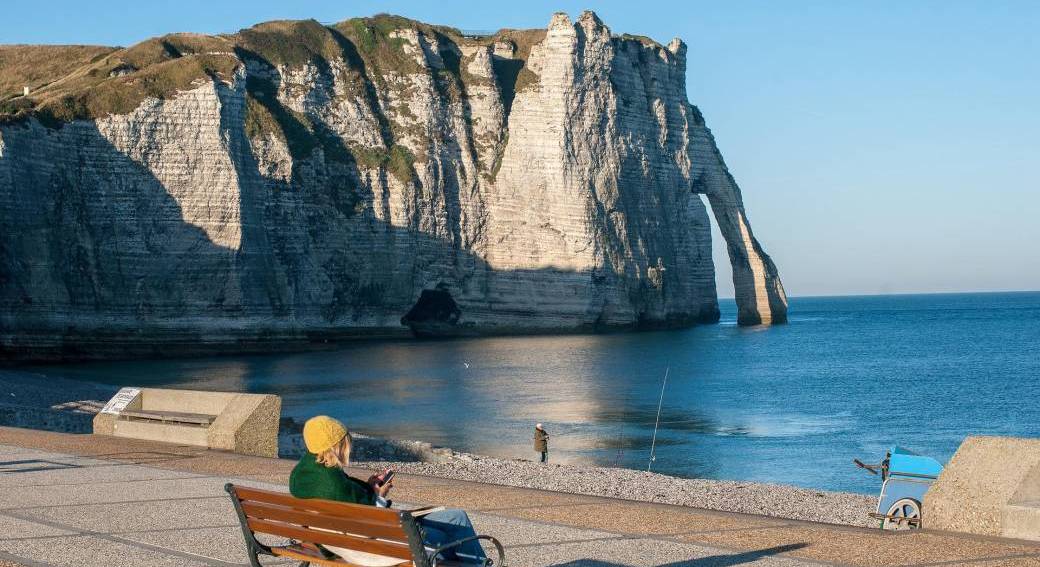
[22,291,1040,494]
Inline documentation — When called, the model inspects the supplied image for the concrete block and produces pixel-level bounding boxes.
[208,393,281,459]
[111,419,209,447]
[924,435,1040,540]
[93,388,280,457]
[141,389,234,415]
[1003,502,1040,541]
[92,412,116,436]
[92,388,141,435]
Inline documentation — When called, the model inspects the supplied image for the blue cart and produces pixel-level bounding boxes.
[855,446,944,530]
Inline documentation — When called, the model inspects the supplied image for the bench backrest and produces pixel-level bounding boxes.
[227,484,426,565]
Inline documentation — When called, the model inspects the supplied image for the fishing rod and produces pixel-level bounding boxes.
[648,366,669,472]
[614,390,629,467]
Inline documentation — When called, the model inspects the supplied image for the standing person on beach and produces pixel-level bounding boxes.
[534,423,549,463]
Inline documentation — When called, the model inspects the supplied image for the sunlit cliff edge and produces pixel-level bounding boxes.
[0,11,786,361]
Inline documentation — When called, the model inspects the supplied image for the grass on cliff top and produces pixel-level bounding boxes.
[234,19,345,68]
[34,54,239,124]
[0,45,117,100]
[331,14,449,78]
[0,33,241,124]
[0,21,346,124]
[0,11,545,184]
[117,34,235,69]
[0,13,546,125]
[618,33,665,50]
[0,14,687,187]
[0,14,682,126]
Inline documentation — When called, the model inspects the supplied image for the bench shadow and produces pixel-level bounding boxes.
[0,458,81,473]
[86,450,203,464]
[550,543,809,567]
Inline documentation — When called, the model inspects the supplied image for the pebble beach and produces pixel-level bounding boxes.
[352,454,875,528]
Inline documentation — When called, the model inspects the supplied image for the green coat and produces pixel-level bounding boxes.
[289,452,376,506]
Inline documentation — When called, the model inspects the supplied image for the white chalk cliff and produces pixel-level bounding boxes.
[0,11,786,360]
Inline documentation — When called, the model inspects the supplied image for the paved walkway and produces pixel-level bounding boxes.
[1,428,1039,567]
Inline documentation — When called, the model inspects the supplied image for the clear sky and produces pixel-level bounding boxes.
[3,1,1037,297]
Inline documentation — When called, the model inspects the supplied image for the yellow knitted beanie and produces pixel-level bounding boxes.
[302,416,348,454]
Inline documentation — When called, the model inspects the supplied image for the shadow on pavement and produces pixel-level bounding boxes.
[0,458,81,473]
[89,450,203,464]
[552,543,810,567]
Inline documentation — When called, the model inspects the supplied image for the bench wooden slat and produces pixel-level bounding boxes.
[118,409,216,425]
[242,501,408,541]
[234,485,401,523]
[246,518,414,560]
[271,545,412,567]
[270,546,345,567]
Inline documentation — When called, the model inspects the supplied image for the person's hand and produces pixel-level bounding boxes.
[368,471,393,497]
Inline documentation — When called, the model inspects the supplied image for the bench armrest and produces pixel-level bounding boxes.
[429,535,505,567]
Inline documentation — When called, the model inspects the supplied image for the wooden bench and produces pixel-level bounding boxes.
[226,484,505,567]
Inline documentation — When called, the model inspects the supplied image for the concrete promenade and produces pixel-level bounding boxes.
[1,427,1039,567]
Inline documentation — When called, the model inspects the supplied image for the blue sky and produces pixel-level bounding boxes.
[3,1,1037,297]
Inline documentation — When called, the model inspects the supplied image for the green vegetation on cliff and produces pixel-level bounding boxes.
[39,55,239,125]
[0,45,116,100]
[236,19,344,68]
[0,13,547,181]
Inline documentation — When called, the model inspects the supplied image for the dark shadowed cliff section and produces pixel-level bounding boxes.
[0,11,785,362]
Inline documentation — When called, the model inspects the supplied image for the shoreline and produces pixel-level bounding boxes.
[0,370,875,527]
[355,456,876,528]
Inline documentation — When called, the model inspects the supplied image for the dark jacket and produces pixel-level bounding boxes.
[534,428,549,452]
[289,452,375,506]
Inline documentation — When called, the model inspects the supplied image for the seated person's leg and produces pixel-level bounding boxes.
[420,509,486,560]
[419,523,452,556]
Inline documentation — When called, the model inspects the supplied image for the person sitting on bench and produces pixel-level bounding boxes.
[289,416,488,565]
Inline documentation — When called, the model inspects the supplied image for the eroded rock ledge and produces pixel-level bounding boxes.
[0,11,786,361]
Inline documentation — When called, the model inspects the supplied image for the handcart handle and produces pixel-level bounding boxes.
[854,459,879,474]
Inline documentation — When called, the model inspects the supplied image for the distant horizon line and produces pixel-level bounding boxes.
[716,289,1039,301]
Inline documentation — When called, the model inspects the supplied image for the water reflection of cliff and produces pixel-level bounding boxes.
[26,328,777,478]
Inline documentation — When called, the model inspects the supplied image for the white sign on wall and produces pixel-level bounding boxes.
[100,387,141,415]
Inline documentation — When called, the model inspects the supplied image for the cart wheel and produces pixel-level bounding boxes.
[883,498,922,530]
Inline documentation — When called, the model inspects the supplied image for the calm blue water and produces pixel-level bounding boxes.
[23,292,1040,494]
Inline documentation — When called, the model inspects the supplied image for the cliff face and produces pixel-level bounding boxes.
[0,11,786,360]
